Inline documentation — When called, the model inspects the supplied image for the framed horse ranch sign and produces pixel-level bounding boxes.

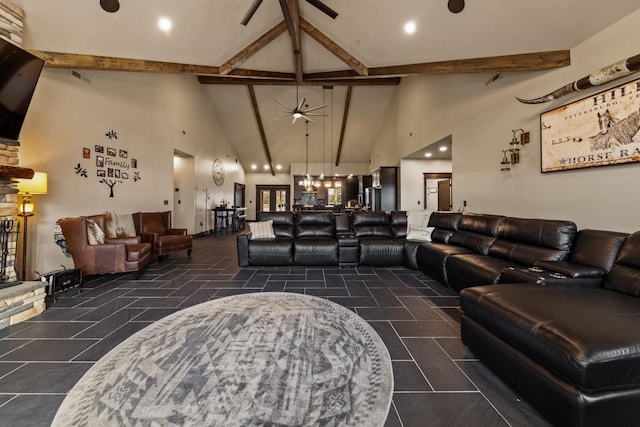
[540,76,640,172]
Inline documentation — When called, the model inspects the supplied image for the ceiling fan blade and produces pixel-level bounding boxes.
[273,114,292,120]
[241,0,264,26]
[297,97,306,111]
[302,104,327,113]
[275,99,293,110]
[301,114,315,123]
[305,0,338,19]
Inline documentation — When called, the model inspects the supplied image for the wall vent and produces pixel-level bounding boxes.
[70,70,91,84]
[485,72,501,86]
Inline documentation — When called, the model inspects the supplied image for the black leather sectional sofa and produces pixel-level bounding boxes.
[237,209,640,426]
[461,229,639,427]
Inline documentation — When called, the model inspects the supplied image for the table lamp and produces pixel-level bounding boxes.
[16,172,48,281]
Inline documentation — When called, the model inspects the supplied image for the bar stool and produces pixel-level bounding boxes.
[231,210,247,232]
[232,208,247,232]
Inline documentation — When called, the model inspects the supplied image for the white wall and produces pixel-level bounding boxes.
[400,159,452,211]
[373,10,640,233]
[244,172,291,221]
[19,69,244,278]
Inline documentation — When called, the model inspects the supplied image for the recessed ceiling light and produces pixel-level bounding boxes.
[263,164,269,170]
[439,146,448,152]
[158,17,172,32]
[425,152,432,158]
[251,164,257,170]
[276,164,282,170]
[404,21,416,35]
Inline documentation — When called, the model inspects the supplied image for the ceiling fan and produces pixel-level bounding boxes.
[241,0,338,26]
[274,84,327,124]
[99,0,120,13]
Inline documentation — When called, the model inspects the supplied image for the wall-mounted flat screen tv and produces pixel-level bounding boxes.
[0,38,45,141]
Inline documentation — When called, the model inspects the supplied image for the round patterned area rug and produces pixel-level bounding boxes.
[52,292,393,426]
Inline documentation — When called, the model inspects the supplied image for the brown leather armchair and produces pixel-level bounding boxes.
[57,214,152,278]
[132,211,193,261]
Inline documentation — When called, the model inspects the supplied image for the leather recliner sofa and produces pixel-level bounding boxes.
[237,211,339,266]
[293,211,339,265]
[416,213,578,290]
[352,211,406,266]
[460,229,640,427]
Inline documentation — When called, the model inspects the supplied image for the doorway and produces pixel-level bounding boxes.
[256,185,290,212]
[234,183,246,207]
[424,173,452,211]
[173,150,196,232]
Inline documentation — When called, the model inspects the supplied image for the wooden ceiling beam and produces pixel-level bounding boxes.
[219,21,287,75]
[198,76,401,86]
[300,18,368,76]
[305,50,571,79]
[247,85,275,176]
[279,0,304,84]
[335,85,352,167]
[29,50,221,74]
[29,49,570,83]
[228,69,295,79]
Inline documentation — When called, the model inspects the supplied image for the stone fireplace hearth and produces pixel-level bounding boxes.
[0,1,48,329]
[0,155,47,328]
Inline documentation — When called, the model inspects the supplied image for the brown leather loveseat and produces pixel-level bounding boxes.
[58,214,151,278]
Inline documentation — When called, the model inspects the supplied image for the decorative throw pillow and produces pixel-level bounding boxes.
[406,210,435,241]
[249,220,276,240]
[105,210,136,238]
[54,220,72,257]
[86,218,105,245]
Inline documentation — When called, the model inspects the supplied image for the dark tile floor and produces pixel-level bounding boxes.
[0,232,551,426]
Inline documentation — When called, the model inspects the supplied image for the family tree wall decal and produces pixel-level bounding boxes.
[75,129,142,197]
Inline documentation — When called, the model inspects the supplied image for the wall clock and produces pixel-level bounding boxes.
[212,159,225,186]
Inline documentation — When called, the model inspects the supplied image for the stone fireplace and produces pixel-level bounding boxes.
[0,150,47,329]
[0,1,47,328]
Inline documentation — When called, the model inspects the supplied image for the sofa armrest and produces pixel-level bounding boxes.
[337,231,356,239]
[89,243,128,273]
[140,232,158,247]
[168,228,188,236]
[105,236,142,245]
[237,231,252,267]
[534,260,607,279]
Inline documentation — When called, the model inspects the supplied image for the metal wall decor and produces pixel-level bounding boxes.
[76,130,141,197]
[500,129,530,171]
[540,76,640,172]
[212,159,225,186]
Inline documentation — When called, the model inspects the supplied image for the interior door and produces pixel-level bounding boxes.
[256,185,290,212]
[424,173,453,211]
[234,183,246,207]
[259,189,271,211]
[275,189,287,211]
[437,179,452,211]
[172,152,195,232]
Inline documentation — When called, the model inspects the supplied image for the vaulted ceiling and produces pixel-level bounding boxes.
[14,0,640,173]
